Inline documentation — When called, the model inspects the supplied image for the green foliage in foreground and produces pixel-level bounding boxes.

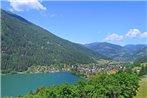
[21,72,139,98]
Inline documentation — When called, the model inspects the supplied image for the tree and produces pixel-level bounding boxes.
[23,72,139,98]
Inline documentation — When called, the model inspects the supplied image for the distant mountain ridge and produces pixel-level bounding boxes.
[124,44,147,52]
[85,42,147,61]
[1,9,106,73]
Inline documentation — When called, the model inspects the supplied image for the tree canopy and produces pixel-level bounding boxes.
[22,72,139,98]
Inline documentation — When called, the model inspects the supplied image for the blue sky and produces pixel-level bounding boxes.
[1,0,147,45]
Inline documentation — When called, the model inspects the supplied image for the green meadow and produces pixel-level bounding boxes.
[135,75,147,98]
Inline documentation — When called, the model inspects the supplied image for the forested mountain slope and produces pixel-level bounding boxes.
[85,42,147,61]
[1,9,105,73]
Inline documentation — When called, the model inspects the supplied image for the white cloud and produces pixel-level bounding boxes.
[9,0,46,11]
[103,28,146,43]
[49,14,63,18]
[141,32,147,38]
[50,14,56,18]
[126,29,141,38]
[104,33,124,41]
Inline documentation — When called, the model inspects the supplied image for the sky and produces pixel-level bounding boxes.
[1,0,147,45]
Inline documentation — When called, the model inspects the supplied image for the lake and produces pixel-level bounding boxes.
[1,72,81,97]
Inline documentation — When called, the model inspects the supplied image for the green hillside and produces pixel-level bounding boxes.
[85,42,147,61]
[135,47,147,59]
[1,9,105,73]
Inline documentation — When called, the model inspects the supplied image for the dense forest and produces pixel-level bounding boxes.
[1,9,106,73]
[21,71,139,98]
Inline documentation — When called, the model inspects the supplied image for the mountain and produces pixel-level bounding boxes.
[85,42,147,61]
[124,44,147,52]
[133,48,147,66]
[85,42,123,58]
[135,47,147,59]
[1,9,106,73]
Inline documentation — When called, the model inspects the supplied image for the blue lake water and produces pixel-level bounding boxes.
[1,72,81,97]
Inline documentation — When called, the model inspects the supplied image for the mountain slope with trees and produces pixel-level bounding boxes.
[85,42,147,61]
[1,9,106,73]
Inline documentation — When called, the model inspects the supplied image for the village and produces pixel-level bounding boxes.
[27,65,70,73]
[27,63,126,76]
[72,64,124,73]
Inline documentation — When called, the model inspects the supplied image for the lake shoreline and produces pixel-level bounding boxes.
[1,70,70,75]
[1,70,88,81]
[2,72,82,97]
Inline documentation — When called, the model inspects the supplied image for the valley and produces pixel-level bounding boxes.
[1,5,147,98]
[1,9,106,74]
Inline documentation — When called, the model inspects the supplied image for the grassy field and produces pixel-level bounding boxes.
[134,75,147,98]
